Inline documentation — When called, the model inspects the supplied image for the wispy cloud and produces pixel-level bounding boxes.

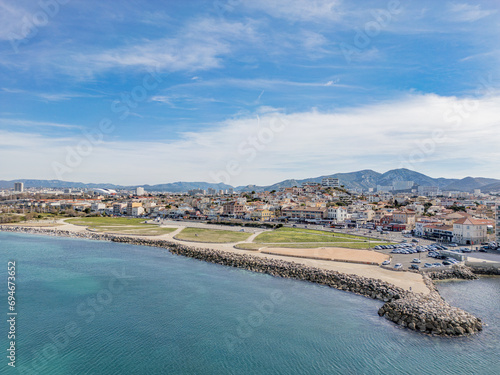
[244,0,343,22]
[81,18,258,73]
[0,118,82,130]
[447,2,497,22]
[1,88,102,102]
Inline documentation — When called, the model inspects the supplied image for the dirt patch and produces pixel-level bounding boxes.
[261,246,389,265]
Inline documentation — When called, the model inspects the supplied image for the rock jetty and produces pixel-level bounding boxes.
[0,225,485,336]
[425,265,479,280]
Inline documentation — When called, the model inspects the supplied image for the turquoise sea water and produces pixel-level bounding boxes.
[1,232,499,375]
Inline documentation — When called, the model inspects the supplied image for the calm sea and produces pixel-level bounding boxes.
[1,232,499,375]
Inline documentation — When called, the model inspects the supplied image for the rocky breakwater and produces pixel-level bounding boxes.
[378,273,482,336]
[378,291,482,336]
[425,265,479,280]
[0,225,109,240]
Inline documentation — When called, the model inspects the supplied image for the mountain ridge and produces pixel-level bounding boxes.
[1,169,499,193]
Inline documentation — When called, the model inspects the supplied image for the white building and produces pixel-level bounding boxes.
[136,187,145,196]
[91,203,106,212]
[14,182,24,192]
[452,217,491,245]
[392,181,414,191]
[327,206,348,222]
[377,185,393,193]
[322,177,340,188]
[418,186,440,196]
[131,206,145,216]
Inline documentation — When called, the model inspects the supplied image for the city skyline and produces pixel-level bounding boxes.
[1,0,499,185]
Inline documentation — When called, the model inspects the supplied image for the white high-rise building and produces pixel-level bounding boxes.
[14,182,24,192]
[392,181,414,191]
[322,177,340,188]
[136,187,145,196]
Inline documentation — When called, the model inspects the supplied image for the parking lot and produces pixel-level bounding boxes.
[374,243,464,271]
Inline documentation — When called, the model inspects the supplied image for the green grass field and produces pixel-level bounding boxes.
[67,217,147,226]
[66,217,176,236]
[254,227,370,243]
[249,227,393,249]
[175,227,251,243]
[235,241,394,250]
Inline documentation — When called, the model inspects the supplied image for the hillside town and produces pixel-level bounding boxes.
[2,178,500,248]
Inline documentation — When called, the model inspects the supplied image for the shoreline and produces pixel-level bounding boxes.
[0,225,484,337]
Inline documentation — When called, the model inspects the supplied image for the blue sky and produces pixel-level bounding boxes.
[0,0,499,186]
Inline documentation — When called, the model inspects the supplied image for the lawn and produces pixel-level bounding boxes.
[235,241,395,250]
[67,217,148,226]
[254,227,373,244]
[65,217,177,236]
[175,227,251,243]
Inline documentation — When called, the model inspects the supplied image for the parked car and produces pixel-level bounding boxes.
[382,260,391,266]
[410,264,420,270]
[411,258,421,263]
[394,263,403,269]
[412,239,419,242]
[424,263,433,268]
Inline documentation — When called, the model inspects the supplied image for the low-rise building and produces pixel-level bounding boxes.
[452,217,492,245]
[131,206,145,216]
[223,202,246,217]
[282,206,327,220]
[250,209,275,221]
[127,202,142,216]
[327,206,348,222]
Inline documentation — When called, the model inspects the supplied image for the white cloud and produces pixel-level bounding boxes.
[2,93,500,184]
[447,3,497,22]
[82,18,258,73]
[244,0,342,22]
[1,88,102,102]
[0,118,82,130]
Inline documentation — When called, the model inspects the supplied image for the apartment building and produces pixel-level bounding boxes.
[113,203,127,215]
[250,209,275,221]
[223,202,246,216]
[282,207,327,220]
[127,202,142,216]
[321,177,340,188]
[452,217,492,245]
[327,206,348,222]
